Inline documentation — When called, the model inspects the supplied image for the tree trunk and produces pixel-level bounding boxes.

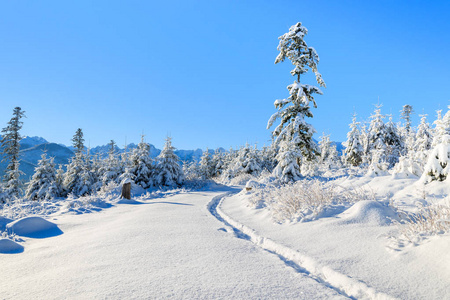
[121,182,131,199]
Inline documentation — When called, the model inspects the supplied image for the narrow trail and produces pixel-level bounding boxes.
[207,191,396,300]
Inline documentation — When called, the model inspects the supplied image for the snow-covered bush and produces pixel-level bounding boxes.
[391,156,421,179]
[247,180,375,223]
[420,135,450,183]
[400,202,450,242]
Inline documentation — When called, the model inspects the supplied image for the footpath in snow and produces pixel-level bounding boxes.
[0,186,346,299]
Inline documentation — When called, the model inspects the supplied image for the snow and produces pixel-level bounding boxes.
[0,216,13,231]
[6,216,62,238]
[0,238,23,254]
[219,174,450,299]
[0,187,347,299]
[336,200,399,226]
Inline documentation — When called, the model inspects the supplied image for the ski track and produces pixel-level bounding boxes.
[207,191,396,300]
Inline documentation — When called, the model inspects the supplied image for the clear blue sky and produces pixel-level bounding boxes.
[0,0,449,150]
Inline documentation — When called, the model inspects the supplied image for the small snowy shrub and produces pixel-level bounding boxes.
[400,202,450,241]
[248,179,375,223]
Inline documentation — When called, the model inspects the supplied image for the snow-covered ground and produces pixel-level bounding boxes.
[217,173,450,299]
[2,173,450,299]
[0,185,346,299]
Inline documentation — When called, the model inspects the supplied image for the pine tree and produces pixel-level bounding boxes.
[72,128,85,154]
[413,114,433,165]
[211,149,225,177]
[199,148,213,180]
[384,116,404,168]
[101,140,122,187]
[1,107,26,201]
[367,104,388,165]
[273,139,302,183]
[25,153,60,200]
[63,152,85,196]
[400,105,414,134]
[318,133,340,170]
[129,136,153,189]
[267,22,325,165]
[155,137,184,187]
[344,113,364,167]
[420,134,450,183]
[432,107,450,147]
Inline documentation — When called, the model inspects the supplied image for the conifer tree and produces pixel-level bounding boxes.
[318,133,339,170]
[130,135,153,189]
[367,104,388,165]
[343,113,364,167]
[155,137,184,187]
[1,107,26,201]
[199,148,213,180]
[400,105,414,134]
[72,128,85,154]
[413,114,433,163]
[432,108,450,147]
[25,153,60,200]
[384,116,404,168]
[101,140,121,186]
[273,139,302,183]
[267,22,325,164]
[211,149,225,177]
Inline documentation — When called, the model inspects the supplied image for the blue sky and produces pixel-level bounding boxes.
[0,0,449,149]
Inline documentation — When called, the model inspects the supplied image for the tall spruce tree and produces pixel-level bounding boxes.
[72,128,85,154]
[155,137,184,187]
[344,113,364,167]
[130,135,153,189]
[267,22,325,166]
[1,107,26,201]
[25,153,60,200]
[400,105,414,134]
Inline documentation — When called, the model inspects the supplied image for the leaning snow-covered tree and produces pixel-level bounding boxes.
[155,137,184,187]
[25,153,60,200]
[1,107,26,202]
[267,22,325,169]
[343,113,364,167]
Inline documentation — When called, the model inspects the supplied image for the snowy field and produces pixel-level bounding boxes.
[0,184,346,299]
[2,173,450,299]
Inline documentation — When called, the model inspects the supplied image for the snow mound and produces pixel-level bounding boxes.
[117,198,144,205]
[337,200,399,226]
[0,238,24,254]
[0,216,13,231]
[245,180,265,190]
[6,217,63,238]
